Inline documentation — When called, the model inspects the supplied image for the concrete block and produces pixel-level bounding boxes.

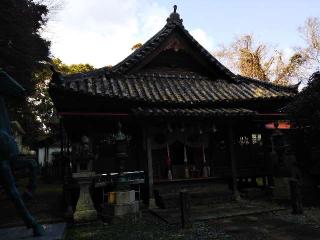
[114,201,139,216]
[115,190,135,204]
[103,201,139,217]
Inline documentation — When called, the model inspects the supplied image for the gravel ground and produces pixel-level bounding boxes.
[65,211,231,240]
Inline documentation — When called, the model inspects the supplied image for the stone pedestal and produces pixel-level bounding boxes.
[148,198,157,209]
[102,190,140,223]
[72,172,97,223]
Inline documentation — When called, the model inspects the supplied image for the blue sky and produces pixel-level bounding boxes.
[172,0,319,49]
[44,0,319,67]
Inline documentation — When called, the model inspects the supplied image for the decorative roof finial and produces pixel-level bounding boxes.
[167,4,183,25]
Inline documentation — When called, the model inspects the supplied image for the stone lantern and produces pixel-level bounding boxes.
[114,122,129,189]
[72,135,97,223]
[102,122,139,223]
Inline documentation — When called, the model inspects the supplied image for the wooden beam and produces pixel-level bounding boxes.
[58,112,129,116]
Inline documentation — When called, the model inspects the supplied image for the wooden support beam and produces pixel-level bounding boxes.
[227,123,240,201]
[59,117,64,157]
[143,126,156,208]
[147,135,154,199]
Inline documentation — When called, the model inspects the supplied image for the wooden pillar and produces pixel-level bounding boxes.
[59,117,65,182]
[59,117,64,157]
[67,134,70,158]
[143,126,156,208]
[64,133,72,180]
[208,132,215,177]
[290,179,303,214]
[227,123,240,200]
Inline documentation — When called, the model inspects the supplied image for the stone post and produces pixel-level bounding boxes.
[180,190,191,228]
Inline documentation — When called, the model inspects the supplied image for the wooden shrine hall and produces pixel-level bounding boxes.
[49,6,298,206]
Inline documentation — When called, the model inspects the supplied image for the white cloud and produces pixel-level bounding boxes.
[43,0,167,67]
[190,28,215,51]
[43,0,214,68]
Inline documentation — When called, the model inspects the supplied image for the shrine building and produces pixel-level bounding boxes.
[49,6,298,206]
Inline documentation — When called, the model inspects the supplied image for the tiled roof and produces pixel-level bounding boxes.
[131,107,255,117]
[49,6,297,112]
[61,72,296,106]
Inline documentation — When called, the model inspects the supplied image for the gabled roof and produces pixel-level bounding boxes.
[111,7,234,78]
[50,5,297,115]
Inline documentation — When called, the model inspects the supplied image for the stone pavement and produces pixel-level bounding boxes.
[0,222,66,240]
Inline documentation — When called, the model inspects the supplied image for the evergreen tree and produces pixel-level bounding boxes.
[0,0,51,147]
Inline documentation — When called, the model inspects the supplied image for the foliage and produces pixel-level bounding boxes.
[0,0,52,146]
[51,58,95,75]
[287,18,320,128]
[287,71,320,128]
[0,0,50,91]
[298,17,320,72]
[131,43,142,51]
[214,35,305,85]
[28,58,95,134]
